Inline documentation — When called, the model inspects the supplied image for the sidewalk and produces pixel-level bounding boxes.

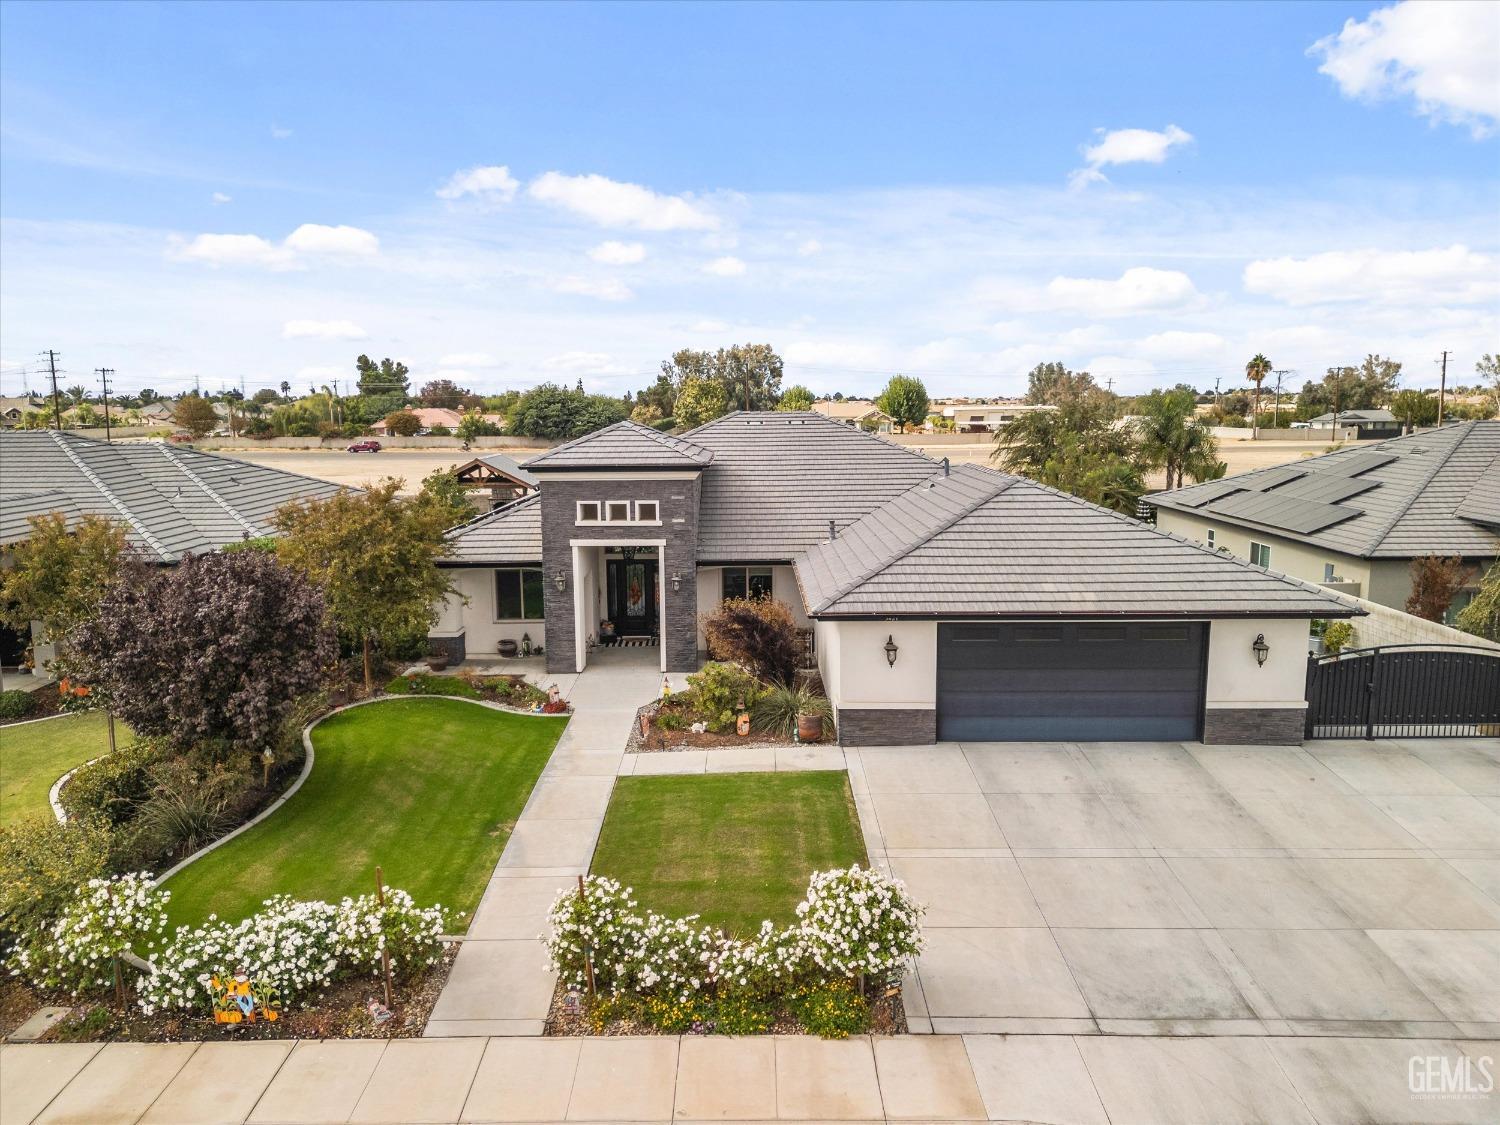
[424,648,677,1038]
[6,1032,1494,1123]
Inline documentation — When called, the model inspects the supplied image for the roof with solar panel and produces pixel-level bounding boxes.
[1145,421,1500,559]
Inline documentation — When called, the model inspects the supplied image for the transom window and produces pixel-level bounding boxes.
[1249,542,1272,568]
[495,567,545,621]
[576,500,661,524]
[722,566,773,601]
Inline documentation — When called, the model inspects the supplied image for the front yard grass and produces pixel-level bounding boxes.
[590,771,867,935]
[162,698,567,930]
[0,712,117,827]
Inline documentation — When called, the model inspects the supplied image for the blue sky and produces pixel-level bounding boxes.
[2,0,1496,399]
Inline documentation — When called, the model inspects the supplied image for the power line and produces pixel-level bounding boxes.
[95,367,115,443]
[1438,350,1449,426]
[41,349,62,430]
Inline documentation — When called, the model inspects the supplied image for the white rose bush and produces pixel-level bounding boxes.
[9,872,170,994]
[542,865,924,1034]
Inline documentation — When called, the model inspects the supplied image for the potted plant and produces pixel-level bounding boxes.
[427,651,449,672]
[750,684,833,742]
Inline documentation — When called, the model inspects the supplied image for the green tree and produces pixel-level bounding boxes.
[417,379,467,409]
[658,344,783,411]
[273,480,453,692]
[172,394,219,439]
[1135,388,1223,490]
[355,355,410,397]
[0,513,129,641]
[1023,362,1100,408]
[508,383,628,440]
[876,375,930,432]
[674,376,730,429]
[1244,354,1271,437]
[1456,563,1499,641]
[1038,433,1146,516]
[457,409,501,441]
[418,470,473,526]
[383,410,422,437]
[251,388,280,406]
[777,385,815,412]
[1389,389,1439,431]
[1405,555,1472,623]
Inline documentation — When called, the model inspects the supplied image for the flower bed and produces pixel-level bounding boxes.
[541,866,922,1038]
[632,662,833,752]
[384,671,566,713]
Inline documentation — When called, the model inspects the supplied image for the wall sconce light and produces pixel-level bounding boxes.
[1252,632,1269,667]
[670,572,682,593]
[553,570,568,593]
[884,634,899,668]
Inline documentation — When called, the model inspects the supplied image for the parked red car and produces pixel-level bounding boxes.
[346,440,382,453]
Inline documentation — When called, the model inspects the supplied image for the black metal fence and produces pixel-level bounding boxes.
[1305,643,1500,739]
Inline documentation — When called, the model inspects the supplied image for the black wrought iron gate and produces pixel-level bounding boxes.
[1305,644,1500,739]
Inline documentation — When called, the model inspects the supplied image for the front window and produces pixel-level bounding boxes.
[577,501,601,522]
[1250,542,1271,568]
[635,500,659,522]
[1206,529,1215,548]
[605,501,631,522]
[495,567,545,620]
[722,566,773,601]
[1323,563,1336,582]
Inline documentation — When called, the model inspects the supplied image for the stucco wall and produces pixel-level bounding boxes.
[1204,618,1309,711]
[433,567,544,657]
[694,564,810,648]
[1156,510,1378,600]
[818,620,938,710]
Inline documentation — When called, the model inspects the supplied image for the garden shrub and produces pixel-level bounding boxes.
[786,979,869,1039]
[714,986,777,1034]
[0,689,35,721]
[796,866,926,980]
[62,739,163,825]
[1322,620,1354,655]
[0,817,114,969]
[684,662,769,733]
[11,872,170,995]
[700,597,800,684]
[134,756,240,859]
[750,684,832,739]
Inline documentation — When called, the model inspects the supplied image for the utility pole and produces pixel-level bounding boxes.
[1272,370,1291,429]
[1438,350,1449,426]
[1213,375,1221,415]
[42,349,63,429]
[95,368,115,442]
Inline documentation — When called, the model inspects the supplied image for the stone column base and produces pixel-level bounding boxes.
[837,708,936,745]
[1203,707,1306,745]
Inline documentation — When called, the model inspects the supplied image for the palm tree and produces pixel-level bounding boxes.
[1245,354,1272,438]
[1135,388,1221,490]
[280,380,291,400]
[65,384,89,406]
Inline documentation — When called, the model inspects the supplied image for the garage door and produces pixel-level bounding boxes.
[937,621,1208,742]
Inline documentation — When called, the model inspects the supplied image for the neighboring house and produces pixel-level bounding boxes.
[0,396,44,427]
[433,413,1358,746]
[370,407,505,434]
[137,402,176,426]
[1307,408,1402,440]
[811,400,893,432]
[451,452,539,512]
[1147,421,1498,621]
[935,401,1054,433]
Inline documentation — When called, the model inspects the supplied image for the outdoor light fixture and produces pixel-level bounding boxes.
[620,546,637,561]
[554,570,567,593]
[670,572,682,592]
[1252,633,1269,667]
[884,634,899,668]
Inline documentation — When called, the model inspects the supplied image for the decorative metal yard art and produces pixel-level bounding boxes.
[210,973,281,1025]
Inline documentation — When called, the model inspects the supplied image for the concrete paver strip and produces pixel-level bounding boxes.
[465,876,574,940]
[247,1039,387,1124]
[672,1035,776,1120]
[0,1044,101,1125]
[428,939,559,1023]
[34,1042,197,1125]
[887,856,1044,927]
[141,1041,293,1125]
[962,1034,1109,1125]
[460,1038,581,1123]
[916,927,1092,1022]
[871,1036,986,1120]
[772,1035,884,1120]
[350,1037,485,1123]
[564,1037,678,1122]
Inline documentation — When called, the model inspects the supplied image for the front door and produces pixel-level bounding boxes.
[607,558,658,636]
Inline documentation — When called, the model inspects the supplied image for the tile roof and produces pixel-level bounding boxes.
[453,451,539,488]
[521,419,715,471]
[1146,421,1500,559]
[0,431,343,561]
[796,463,1359,619]
[684,412,944,561]
[440,493,543,563]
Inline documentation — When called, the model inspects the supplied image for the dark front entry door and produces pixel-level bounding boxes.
[937,621,1208,741]
[607,559,658,636]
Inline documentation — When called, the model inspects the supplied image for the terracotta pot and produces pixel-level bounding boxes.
[498,639,519,658]
[796,712,824,742]
[427,655,449,672]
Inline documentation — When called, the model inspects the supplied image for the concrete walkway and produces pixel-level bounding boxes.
[6,1032,1495,1123]
[426,648,675,1037]
[846,738,1500,1040]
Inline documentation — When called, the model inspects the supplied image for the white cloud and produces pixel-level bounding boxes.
[688,319,730,333]
[542,351,630,375]
[1310,0,1499,137]
[171,233,296,269]
[1070,124,1193,188]
[283,223,379,256]
[436,164,519,205]
[282,319,367,340]
[588,240,646,264]
[270,125,293,140]
[797,239,823,256]
[547,275,633,301]
[1043,267,1201,315]
[438,352,498,367]
[1137,330,1226,359]
[211,192,231,205]
[296,365,343,381]
[1243,244,1498,305]
[702,255,746,277]
[528,171,717,230]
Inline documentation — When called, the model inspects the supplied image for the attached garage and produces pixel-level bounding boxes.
[936,621,1209,742]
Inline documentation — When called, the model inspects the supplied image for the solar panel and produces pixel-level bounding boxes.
[1276,475,1382,505]
[1325,451,1397,477]
[1244,466,1307,492]
[1205,491,1364,535]
[1180,482,1245,508]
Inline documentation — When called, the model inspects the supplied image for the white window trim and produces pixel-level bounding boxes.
[634,500,661,524]
[1250,541,1271,568]
[576,500,602,524]
[576,499,661,525]
[604,499,632,523]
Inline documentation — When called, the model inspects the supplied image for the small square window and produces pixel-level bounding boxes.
[1250,542,1271,568]
[1323,563,1336,582]
[635,500,659,522]
[605,501,630,522]
[1206,529,1215,548]
[577,501,601,523]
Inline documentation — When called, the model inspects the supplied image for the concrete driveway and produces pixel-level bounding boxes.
[847,738,1500,1039]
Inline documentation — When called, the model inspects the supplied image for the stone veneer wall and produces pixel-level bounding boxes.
[837,708,937,746]
[539,474,702,673]
[1202,707,1306,745]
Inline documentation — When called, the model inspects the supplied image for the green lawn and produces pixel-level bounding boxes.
[0,712,116,828]
[162,698,567,930]
[590,771,867,935]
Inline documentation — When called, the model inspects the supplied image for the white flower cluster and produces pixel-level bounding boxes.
[11,872,170,995]
[138,891,447,1016]
[542,866,924,1003]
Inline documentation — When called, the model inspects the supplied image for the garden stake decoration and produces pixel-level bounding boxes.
[577,875,596,997]
[375,866,394,1008]
[210,974,281,1025]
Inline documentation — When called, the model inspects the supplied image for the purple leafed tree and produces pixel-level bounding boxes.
[70,550,335,754]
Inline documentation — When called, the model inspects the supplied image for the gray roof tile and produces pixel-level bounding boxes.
[521,419,714,471]
[1147,421,1500,559]
[0,431,343,561]
[441,493,543,563]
